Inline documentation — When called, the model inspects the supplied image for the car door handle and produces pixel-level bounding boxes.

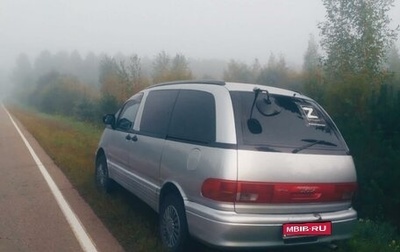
[125,134,138,142]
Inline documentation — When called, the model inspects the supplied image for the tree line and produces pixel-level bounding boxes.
[8,0,400,231]
[10,50,197,121]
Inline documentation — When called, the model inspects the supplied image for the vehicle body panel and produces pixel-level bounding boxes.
[186,200,357,248]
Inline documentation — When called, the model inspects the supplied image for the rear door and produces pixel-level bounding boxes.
[230,90,357,214]
[127,89,179,209]
[160,90,219,204]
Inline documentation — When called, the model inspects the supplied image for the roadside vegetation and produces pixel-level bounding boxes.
[5,0,400,251]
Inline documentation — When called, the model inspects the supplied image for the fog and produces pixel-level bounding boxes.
[1,0,399,77]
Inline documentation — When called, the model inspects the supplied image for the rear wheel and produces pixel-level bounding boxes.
[159,194,188,252]
[95,155,113,193]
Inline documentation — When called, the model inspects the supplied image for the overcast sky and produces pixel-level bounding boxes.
[1,0,400,71]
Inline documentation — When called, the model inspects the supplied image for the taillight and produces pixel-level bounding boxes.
[200,179,237,202]
[335,183,358,200]
[201,178,357,204]
[236,182,274,203]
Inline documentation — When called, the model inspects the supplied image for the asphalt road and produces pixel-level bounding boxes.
[0,104,124,252]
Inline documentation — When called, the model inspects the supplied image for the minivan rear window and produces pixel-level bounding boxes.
[230,90,349,154]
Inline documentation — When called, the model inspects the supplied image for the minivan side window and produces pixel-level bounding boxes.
[140,90,179,138]
[115,93,143,132]
[168,90,216,144]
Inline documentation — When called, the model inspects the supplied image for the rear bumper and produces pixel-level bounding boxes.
[185,201,357,248]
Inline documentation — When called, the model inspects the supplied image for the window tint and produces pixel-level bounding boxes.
[168,90,216,144]
[140,90,178,137]
[116,93,143,131]
[230,91,348,154]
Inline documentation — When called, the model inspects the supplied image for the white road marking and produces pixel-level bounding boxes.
[2,104,98,252]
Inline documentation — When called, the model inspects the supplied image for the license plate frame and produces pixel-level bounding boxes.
[282,222,332,238]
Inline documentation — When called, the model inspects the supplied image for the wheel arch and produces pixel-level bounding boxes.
[158,181,187,213]
[95,148,106,165]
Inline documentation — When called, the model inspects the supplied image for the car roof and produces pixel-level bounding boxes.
[148,80,306,99]
[224,82,302,97]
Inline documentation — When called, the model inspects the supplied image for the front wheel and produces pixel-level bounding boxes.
[95,155,113,193]
[159,194,188,252]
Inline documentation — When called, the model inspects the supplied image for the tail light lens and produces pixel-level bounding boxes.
[200,178,237,202]
[201,178,357,203]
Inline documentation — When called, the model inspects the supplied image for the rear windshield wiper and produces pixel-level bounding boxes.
[292,139,337,153]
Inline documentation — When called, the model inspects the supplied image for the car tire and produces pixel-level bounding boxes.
[95,155,113,193]
[159,194,188,252]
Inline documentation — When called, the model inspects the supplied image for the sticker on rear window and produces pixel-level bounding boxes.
[301,105,326,127]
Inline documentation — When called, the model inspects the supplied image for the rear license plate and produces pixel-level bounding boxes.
[283,222,332,237]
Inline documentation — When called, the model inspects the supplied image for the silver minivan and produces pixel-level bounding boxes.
[95,80,357,251]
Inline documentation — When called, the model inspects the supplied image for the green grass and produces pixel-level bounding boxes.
[7,105,400,252]
[339,219,400,252]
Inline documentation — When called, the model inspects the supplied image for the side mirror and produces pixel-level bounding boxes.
[103,114,115,126]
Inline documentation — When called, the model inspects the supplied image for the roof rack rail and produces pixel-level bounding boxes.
[150,80,226,88]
